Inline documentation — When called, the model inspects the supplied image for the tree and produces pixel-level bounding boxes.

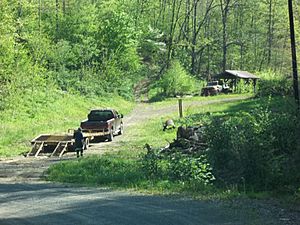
[288,0,299,105]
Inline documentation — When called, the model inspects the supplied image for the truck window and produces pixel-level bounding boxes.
[88,111,114,121]
[207,81,218,86]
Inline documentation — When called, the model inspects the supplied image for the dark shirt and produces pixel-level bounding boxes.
[74,130,84,148]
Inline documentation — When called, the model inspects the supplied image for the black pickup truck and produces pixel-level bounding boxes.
[80,109,123,141]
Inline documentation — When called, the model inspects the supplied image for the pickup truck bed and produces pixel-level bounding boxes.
[80,109,123,141]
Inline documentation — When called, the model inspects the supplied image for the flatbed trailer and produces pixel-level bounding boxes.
[27,130,107,158]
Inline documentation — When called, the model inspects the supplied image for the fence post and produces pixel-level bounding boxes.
[178,99,183,118]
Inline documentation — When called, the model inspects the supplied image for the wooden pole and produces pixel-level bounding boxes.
[178,99,183,118]
[288,0,299,107]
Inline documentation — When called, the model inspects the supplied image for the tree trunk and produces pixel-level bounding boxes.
[166,0,184,69]
[288,0,299,106]
[267,0,274,66]
[220,0,230,72]
[191,0,198,74]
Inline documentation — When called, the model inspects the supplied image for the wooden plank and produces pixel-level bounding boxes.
[32,134,73,143]
[50,142,62,157]
[31,134,45,143]
[27,142,38,157]
[59,143,68,158]
[44,141,71,144]
[34,142,44,157]
[31,141,44,144]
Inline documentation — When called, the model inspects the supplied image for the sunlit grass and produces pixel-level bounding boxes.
[149,93,251,108]
[0,93,135,157]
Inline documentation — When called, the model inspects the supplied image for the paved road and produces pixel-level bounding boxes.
[0,182,276,225]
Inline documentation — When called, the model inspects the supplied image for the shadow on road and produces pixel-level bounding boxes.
[0,182,266,225]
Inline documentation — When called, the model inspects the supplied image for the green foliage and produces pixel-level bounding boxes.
[235,80,254,94]
[138,25,166,67]
[167,152,215,184]
[155,61,197,97]
[47,155,144,186]
[141,149,215,185]
[1,0,298,112]
[47,149,215,191]
[47,151,219,197]
[204,98,300,191]
[1,0,297,114]
[140,148,161,178]
[0,0,143,115]
[256,71,293,97]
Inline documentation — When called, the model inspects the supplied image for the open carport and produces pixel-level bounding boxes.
[214,70,259,92]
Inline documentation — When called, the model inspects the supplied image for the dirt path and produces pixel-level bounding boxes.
[1,96,299,225]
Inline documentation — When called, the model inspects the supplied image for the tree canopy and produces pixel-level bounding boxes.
[0,0,299,108]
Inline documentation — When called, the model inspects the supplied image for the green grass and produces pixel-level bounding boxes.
[150,93,251,108]
[0,92,135,157]
[46,154,241,200]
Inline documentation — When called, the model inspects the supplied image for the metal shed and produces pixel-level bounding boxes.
[214,70,259,92]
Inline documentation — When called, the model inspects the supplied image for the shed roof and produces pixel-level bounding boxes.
[216,70,259,79]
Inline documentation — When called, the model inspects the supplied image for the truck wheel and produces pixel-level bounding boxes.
[107,130,114,142]
[118,123,124,135]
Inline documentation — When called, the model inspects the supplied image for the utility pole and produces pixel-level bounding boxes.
[288,0,299,106]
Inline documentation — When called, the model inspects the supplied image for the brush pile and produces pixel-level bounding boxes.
[160,125,208,155]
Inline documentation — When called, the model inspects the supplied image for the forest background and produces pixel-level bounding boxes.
[1,0,300,109]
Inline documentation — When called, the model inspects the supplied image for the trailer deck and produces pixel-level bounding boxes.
[27,134,75,158]
[27,128,113,158]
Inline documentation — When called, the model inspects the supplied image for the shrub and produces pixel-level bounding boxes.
[167,152,215,184]
[204,101,300,191]
[235,80,253,94]
[140,149,215,185]
[157,61,197,97]
[140,148,162,179]
[256,71,293,97]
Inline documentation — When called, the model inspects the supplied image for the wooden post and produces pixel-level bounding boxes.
[178,99,183,118]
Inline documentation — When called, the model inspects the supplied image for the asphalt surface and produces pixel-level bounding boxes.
[0,182,274,225]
